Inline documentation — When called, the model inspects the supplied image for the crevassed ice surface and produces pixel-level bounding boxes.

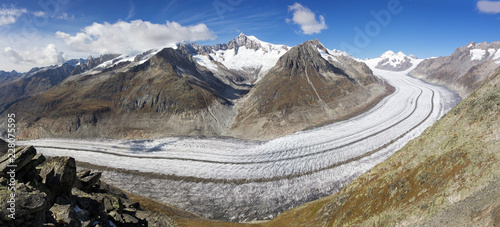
[21,62,461,222]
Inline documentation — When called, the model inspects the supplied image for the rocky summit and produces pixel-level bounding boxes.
[0,142,188,226]
[230,40,391,139]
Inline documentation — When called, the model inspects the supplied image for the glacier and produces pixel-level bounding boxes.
[19,62,461,222]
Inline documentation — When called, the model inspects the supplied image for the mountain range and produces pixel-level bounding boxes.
[0,34,391,140]
[1,35,499,226]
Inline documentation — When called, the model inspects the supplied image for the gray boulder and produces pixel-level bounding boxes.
[0,139,7,156]
[0,146,37,177]
[49,203,80,227]
[40,157,76,197]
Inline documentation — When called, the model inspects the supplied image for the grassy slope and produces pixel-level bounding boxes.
[266,70,500,226]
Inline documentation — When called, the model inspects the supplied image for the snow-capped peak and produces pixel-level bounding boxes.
[380,50,396,58]
[187,34,290,83]
[466,41,500,62]
[379,50,414,59]
[305,39,353,63]
[364,50,421,72]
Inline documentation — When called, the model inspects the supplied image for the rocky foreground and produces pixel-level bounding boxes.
[0,142,202,226]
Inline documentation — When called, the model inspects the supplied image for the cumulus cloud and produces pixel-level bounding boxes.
[286,3,327,35]
[4,44,66,65]
[56,20,217,55]
[477,1,500,14]
[0,6,27,26]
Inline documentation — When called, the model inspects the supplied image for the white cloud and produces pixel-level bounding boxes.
[0,6,27,26]
[0,6,52,27]
[33,11,47,17]
[477,1,500,14]
[286,3,327,35]
[57,12,74,21]
[56,20,217,55]
[126,1,135,21]
[4,44,66,65]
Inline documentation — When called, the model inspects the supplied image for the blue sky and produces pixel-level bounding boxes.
[1,0,500,71]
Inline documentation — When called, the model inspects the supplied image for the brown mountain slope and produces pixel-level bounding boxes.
[0,64,75,113]
[266,69,500,226]
[409,41,500,98]
[229,41,391,140]
[7,48,240,139]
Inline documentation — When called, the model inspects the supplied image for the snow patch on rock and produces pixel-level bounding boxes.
[470,49,486,61]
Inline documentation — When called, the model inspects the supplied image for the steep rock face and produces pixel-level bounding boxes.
[228,41,391,140]
[268,69,500,226]
[409,41,500,97]
[4,48,239,139]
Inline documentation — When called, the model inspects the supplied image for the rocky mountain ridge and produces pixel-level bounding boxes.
[409,41,500,98]
[0,70,21,84]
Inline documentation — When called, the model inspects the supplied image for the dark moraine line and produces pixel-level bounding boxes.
[39,89,435,184]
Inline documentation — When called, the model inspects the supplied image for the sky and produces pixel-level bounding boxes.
[0,0,499,72]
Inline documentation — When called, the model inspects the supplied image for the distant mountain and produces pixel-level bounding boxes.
[0,63,75,114]
[69,54,121,76]
[229,40,391,140]
[409,41,500,98]
[365,50,421,71]
[178,33,289,84]
[268,66,500,227]
[0,70,21,84]
[0,54,131,115]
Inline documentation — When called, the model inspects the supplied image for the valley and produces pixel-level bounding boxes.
[17,63,460,222]
[1,1,498,226]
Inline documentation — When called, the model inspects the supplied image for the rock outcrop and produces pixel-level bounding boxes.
[0,143,183,226]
